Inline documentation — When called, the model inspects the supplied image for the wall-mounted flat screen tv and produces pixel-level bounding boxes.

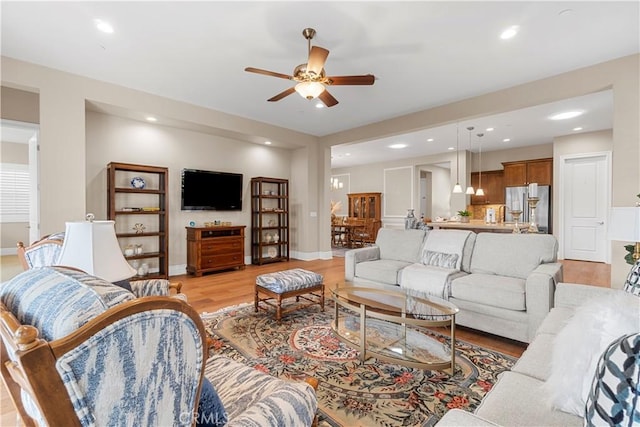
[181,169,243,211]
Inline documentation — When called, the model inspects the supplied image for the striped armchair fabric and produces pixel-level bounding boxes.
[0,267,207,427]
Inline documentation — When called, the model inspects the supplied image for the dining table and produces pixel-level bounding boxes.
[332,221,366,248]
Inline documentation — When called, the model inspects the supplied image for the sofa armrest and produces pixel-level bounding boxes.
[525,262,563,340]
[554,282,615,309]
[435,409,501,426]
[345,246,380,281]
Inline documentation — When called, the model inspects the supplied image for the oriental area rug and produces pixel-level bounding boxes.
[202,302,516,427]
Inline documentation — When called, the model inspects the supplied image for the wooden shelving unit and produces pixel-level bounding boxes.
[251,177,289,265]
[107,162,168,279]
[347,192,382,243]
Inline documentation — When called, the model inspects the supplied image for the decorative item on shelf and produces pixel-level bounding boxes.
[189,221,196,227]
[609,197,640,264]
[404,209,417,229]
[131,260,140,272]
[141,207,159,212]
[457,210,471,223]
[222,221,232,226]
[214,220,221,226]
[138,262,149,277]
[133,223,146,234]
[268,219,276,227]
[130,176,146,189]
[267,247,277,258]
[124,245,135,257]
[264,233,272,243]
[273,232,280,243]
[135,244,143,255]
[465,126,475,195]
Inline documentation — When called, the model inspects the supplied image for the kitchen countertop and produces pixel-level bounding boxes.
[426,220,530,233]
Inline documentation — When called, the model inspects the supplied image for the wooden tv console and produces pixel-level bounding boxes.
[186,226,246,276]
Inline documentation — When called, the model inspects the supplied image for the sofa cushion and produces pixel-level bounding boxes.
[197,377,228,427]
[470,233,558,279]
[623,259,640,296]
[510,332,555,381]
[584,332,640,426]
[545,290,639,417]
[375,228,426,264]
[420,229,473,271]
[475,372,581,426]
[450,273,526,311]
[355,259,411,285]
[0,266,135,341]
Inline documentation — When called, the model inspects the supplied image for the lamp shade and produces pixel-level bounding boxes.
[295,81,325,99]
[465,186,475,195]
[609,207,640,241]
[452,183,463,193]
[58,216,136,282]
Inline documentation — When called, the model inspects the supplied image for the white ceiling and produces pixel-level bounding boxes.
[2,1,638,167]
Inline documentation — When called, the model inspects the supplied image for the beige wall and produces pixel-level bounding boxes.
[85,112,292,273]
[0,86,39,124]
[2,54,638,283]
[0,141,30,251]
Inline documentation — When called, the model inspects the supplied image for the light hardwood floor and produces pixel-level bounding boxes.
[1,255,611,426]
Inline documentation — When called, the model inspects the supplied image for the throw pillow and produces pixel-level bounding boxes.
[623,259,640,296]
[421,250,459,269]
[584,333,640,426]
[112,279,133,292]
[196,377,227,427]
[544,291,640,416]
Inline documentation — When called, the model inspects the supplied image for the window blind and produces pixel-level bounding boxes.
[0,163,30,223]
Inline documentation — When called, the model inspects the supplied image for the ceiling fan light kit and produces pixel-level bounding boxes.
[245,28,375,107]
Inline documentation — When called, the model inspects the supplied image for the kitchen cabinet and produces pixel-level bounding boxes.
[502,158,553,187]
[470,170,505,205]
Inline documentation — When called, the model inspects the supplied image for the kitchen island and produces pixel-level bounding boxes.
[426,220,530,233]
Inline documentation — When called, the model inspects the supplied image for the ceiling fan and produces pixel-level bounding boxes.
[245,28,375,107]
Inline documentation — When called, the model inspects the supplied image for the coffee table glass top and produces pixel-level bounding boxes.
[331,286,459,371]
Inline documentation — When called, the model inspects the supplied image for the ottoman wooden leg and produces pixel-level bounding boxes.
[320,285,325,311]
[276,294,283,321]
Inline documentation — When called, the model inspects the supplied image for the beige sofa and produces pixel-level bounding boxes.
[436,282,639,426]
[345,228,562,343]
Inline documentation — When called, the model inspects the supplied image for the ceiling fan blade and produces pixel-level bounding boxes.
[326,74,375,85]
[245,67,293,80]
[307,46,329,76]
[318,89,339,107]
[267,87,296,102]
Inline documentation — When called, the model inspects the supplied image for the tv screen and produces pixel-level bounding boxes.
[181,169,243,211]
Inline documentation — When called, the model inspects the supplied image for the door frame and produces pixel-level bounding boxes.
[557,151,611,263]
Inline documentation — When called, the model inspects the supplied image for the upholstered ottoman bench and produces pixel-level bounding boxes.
[255,268,324,320]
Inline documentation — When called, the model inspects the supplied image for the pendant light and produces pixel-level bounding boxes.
[465,126,475,194]
[452,124,463,193]
[475,133,485,197]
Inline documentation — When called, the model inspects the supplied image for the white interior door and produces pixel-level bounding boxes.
[562,153,610,262]
[28,131,40,243]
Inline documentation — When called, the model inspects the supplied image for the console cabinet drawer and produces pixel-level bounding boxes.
[186,226,246,276]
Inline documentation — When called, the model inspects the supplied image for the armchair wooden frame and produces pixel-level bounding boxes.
[0,297,207,427]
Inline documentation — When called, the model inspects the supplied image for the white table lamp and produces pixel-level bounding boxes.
[609,206,640,262]
[58,213,136,282]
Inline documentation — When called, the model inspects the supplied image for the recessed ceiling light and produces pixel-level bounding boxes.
[146,116,157,122]
[503,138,511,142]
[549,111,584,120]
[345,153,351,156]
[94,19,114,34]
[427,138,434,142]
[447,146,455,151]
[573,127,583,131]
[315,103,324,109]
[264,141,272,145]
[486,127,494,132]
[389,143,407,149]
[500,25,519,40]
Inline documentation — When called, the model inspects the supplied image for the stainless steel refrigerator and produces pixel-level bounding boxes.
[504,186,551,233]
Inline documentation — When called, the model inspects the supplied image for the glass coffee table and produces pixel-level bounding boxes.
[331,285,459,371]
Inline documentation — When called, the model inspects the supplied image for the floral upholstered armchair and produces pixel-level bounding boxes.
[0,266,206,426]
[16,233,184,299]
